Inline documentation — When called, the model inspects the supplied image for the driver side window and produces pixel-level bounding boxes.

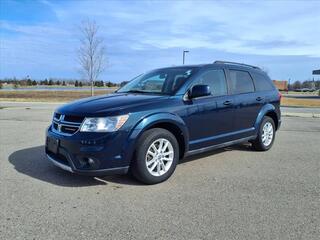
[195,69,227,96]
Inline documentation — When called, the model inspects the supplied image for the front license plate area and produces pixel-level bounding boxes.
[47,136,60,154]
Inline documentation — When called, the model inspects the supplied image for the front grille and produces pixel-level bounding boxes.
[64,115,84,123]
[61,125,79,134]
[52,113,83,135]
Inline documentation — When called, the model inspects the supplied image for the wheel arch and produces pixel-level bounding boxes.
[124,113,189,163]
[144,122,187,159]
[255,104,280,131]
[264,111,279,130]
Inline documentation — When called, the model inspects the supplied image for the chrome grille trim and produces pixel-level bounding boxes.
[52,113,83,136]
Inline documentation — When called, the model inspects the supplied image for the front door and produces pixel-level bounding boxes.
[183,68,235,150]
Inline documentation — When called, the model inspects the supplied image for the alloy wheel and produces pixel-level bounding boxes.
[145,138,174,177]
[262,122,273,146]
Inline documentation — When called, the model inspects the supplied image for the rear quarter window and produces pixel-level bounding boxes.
[251,72,275,91]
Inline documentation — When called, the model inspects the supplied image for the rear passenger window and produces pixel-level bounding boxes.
[196,69,227,96]
[251,72,275,91]
[229,70,254,94]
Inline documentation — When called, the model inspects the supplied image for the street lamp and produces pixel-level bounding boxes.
[182,50,189,65]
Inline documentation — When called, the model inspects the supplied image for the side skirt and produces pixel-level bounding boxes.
[185,135,257,156]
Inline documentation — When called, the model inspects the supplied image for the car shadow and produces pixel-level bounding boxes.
[180,142,253,164]
[8,145,142,187]
[8,143,253,187]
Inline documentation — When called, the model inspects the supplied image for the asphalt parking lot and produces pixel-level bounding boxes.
[1,103,319,240]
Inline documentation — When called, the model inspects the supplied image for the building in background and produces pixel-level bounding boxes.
[272,80,288,91]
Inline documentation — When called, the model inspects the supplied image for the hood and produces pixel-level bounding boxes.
[56,93,168,116]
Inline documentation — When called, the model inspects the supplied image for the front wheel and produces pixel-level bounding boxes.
[131,128,179,184]
[252,116,276,151]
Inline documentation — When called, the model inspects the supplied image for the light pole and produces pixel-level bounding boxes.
[182,50,189,65]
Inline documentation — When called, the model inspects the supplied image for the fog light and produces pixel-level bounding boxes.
[78,157,99,169]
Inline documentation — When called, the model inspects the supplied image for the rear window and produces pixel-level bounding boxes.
[251,72,275,91]
[229,70,255,94]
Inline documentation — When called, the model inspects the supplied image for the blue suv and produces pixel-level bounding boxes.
[46,61,281,184]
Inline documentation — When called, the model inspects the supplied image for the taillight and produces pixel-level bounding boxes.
[278,92,282,102]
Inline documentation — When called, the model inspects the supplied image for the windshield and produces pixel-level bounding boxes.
[117,67,198,95]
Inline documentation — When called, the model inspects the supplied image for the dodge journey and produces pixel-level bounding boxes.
[46,61,281,184]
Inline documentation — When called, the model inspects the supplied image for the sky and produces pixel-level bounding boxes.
[0,0,320,82]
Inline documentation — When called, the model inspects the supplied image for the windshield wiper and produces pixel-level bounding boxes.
[123,90,156,94]
[120,90,168,95]
[126,90,147,93]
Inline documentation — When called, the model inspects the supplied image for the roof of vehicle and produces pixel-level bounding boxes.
[158,61,266,74]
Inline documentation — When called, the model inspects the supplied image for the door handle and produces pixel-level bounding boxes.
[223,100,232,106]
[256,97,263,101]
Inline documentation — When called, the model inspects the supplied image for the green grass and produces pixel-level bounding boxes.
[0,90,114,102]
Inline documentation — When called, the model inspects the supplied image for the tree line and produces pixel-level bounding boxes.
[288,80,320,90]
[1,78,318,90]
[0,77,122,89]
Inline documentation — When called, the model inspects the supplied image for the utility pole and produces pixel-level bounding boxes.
[182,50,189,65]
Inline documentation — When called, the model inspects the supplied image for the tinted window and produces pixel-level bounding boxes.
[251,72,274,91]
[229,70,254,94]
[195,69,227,96]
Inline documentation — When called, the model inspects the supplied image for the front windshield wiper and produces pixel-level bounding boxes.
[118,90,170,95]
[125,90,148,93]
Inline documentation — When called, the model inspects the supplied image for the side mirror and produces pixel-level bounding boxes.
[189,85,211,99]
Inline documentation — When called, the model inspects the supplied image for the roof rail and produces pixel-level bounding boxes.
[214,60,261,70]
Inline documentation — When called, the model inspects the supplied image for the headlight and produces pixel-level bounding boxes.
[80,115,129,132]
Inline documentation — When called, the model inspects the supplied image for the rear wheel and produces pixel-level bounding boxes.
[131,128,179,184]
[252,116,275,151]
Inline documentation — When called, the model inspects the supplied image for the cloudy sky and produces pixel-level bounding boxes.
[1,0,320,82]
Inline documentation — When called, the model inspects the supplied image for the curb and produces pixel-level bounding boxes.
[282,112,320,118]
[281,105,320,109]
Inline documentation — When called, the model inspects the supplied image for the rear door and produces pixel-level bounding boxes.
[227,69,260,138]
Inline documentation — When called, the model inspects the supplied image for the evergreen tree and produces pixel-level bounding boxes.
[27,79,32,86]
[32,80,37,86]
[75,80,79,87]
[79,81,83,87]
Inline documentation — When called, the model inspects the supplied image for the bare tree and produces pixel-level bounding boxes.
[78,20,106,96]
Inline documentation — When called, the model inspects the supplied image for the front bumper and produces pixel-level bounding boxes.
[47,153,129,176]
[45,125,130,176]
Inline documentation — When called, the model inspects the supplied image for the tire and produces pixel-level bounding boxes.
[252,116,276,151]
[131,128,179,184]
